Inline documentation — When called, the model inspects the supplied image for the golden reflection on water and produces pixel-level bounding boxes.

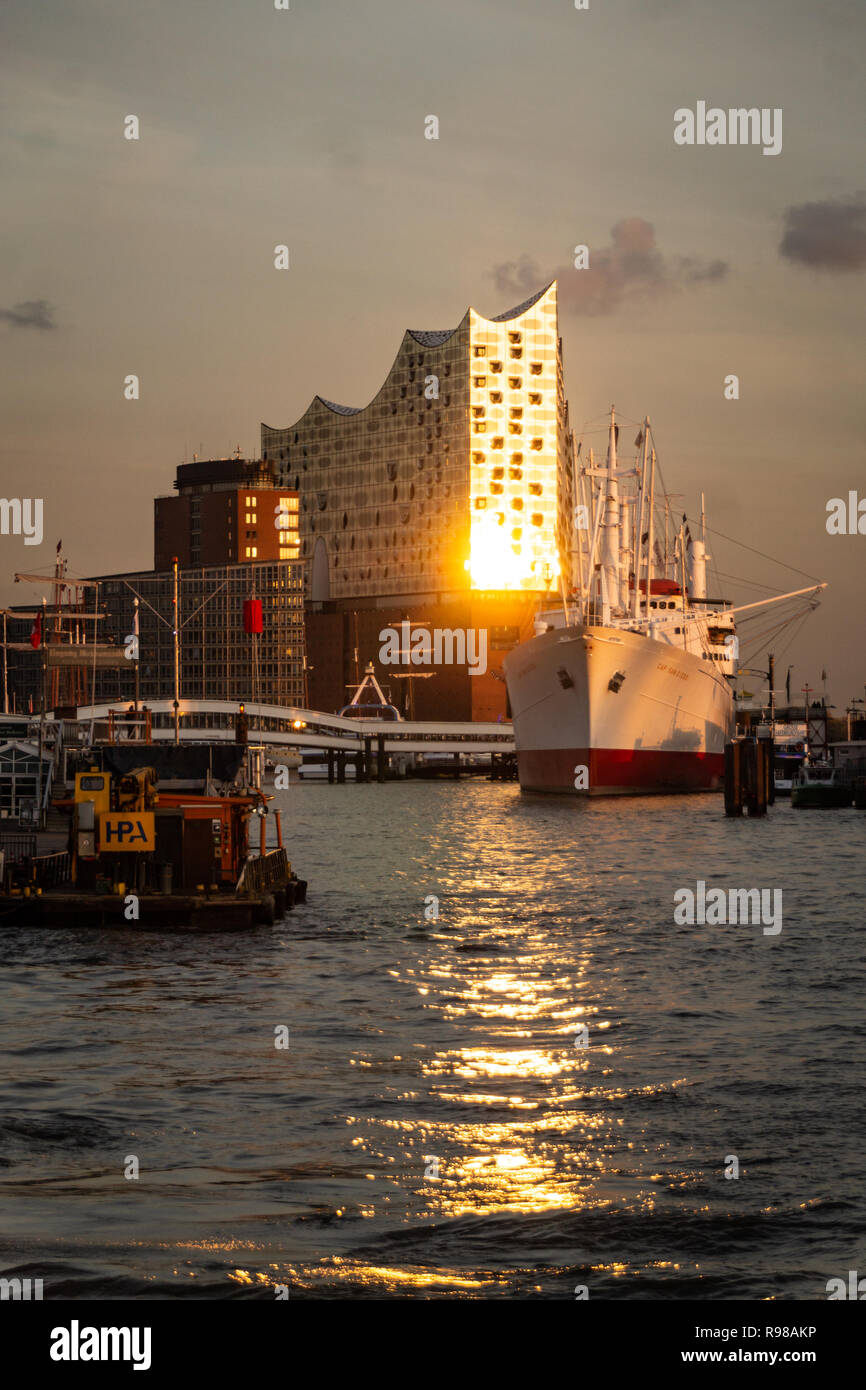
[333,910,677,1262]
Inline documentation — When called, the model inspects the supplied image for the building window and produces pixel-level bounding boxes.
[473,345,486,357]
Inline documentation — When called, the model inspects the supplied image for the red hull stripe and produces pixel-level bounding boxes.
[518,747,725,795]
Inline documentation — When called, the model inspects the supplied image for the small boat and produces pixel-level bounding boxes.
[791,764,851,809]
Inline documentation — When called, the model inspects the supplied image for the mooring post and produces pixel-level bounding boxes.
[377,734,386,783]
[724,740,742,816]
[337,752,345,784]
[364,736,373,782]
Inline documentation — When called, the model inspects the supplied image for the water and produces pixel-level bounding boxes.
[1,783,863,1300]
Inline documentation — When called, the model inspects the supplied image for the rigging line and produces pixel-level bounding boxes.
[680,515,822,584]
[739,611,810,661]
[711,570,787,594]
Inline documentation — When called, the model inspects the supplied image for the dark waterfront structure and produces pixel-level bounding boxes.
[261,282,577,718]
[91,560,306,707]
[3,559,306,712]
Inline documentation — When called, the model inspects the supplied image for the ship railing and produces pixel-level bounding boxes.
[237,847,290,895]
[31,851,72,889]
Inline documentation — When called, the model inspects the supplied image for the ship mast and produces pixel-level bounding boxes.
[599,405,621,622]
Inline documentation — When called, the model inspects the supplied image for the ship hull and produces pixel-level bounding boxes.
[503,622,734,796]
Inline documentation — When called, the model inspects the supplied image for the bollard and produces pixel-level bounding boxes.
[724,740,742,816]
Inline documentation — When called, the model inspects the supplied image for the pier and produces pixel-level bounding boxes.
[60,699,517,783]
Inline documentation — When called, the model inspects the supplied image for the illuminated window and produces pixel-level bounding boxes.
[490,391,503,404]
[531,512,544,526]
[508,331,521,344]
[472,406,485,418]
[280,496,299,511]
[473,345,486,357]
[490,360,503,373]
[528,482,542,495]
[491,466,504,480]
[510,407,523,418]
[510,347,523,359]
[511,527,522,540]
[529,392,542,405]
[511,452,524,465]
[472,452,485,465]
[530,438,543,450]
[511,497,524,511]
[508,423,522,435]
[491,482,504,494]
[473,422,487,434]
[508,377,521,389]
[529,363,542,375]
[491,436,504,449]
[473,376,486,387]
[509,465,522,480]
[474,497,487,509]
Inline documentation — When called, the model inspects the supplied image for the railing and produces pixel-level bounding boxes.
[237,847,289,895]
[0,833,38,863]
[106,710,153,744]
[31,851,72,889]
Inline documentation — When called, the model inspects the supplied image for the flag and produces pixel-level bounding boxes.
[133,600,140,638]
[56,539,62,554]
[821,668,827,682]
[785,669,791,701]
[635,429,644,448]
[29,609,42,649]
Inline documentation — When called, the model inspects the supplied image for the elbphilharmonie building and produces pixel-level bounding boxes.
[260,282,577,719]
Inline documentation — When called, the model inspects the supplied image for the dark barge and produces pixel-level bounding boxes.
[0,745,306,931]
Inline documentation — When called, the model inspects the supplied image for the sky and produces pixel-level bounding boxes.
[1,0,864,708]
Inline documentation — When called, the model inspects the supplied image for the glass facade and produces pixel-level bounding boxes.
[91,561,306,707]
[261,282,575,602]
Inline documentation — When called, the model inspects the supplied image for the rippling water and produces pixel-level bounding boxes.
[1,783,863,1299]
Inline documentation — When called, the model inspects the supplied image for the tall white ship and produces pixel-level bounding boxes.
[503,408,824,796]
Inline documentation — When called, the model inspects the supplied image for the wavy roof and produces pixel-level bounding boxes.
[263,283,556,434]
[490,281,554,322]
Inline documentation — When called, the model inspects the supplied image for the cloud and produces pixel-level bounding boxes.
[490,220,727,316]
[779,195,866,271]
[0,299,57,330]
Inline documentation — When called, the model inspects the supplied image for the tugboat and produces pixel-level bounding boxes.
[0,752,307,929]
[791,764,852,809]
